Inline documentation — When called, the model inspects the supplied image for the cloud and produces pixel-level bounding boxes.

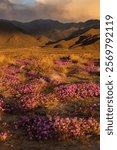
[0,0,100,22]
[63,0,100,21]
[36,0,46,3]
[9,0,37,5]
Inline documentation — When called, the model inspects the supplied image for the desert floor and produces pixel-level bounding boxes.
[0,47,100,150]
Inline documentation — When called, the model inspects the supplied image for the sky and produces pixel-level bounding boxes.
[0,0,100,22]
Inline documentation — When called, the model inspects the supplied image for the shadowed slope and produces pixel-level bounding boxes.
[47,29,100,50]
[0,20,38,48]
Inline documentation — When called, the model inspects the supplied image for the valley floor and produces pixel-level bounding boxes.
[0,47,100,150]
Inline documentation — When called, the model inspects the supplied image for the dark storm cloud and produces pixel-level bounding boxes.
[0,0,100,22]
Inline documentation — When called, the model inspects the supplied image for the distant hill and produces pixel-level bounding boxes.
[0,19,100,49]
[12,19,100,41]
[0,20,38,48]
[47,29,100,50]
[36,35,52,47]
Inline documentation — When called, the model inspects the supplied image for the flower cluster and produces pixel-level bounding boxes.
[14,115,55,140]
[0,74,20,86]
[55,58,71,66]
[13,79,43,95]
[54,116,81,140]
[81,66,100,75]
[54,83,100,100]
[17,94,47,111]
[55,117,99,140]
[15,115,99,141]
[3,93,59,113]
[3,93,47,113]
[15,59,34,67]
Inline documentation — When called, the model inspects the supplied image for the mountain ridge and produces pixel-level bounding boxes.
[0,19,100,49]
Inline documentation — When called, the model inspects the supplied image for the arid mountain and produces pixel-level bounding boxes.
[0,19,100,49]
[12,19,99,40]
[47,29,100,50]
[0,20,39,48]
[36,35,52,47]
